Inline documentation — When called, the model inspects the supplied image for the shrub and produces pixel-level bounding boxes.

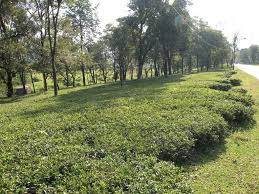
[231,88,248,94]
[219,78,242,87]
[223,70,237,78]
[229,79,242,86]
[0,70,255,192]
[60,156,191,193]
[211,101,255,126]
[62,76,75,86]
[33,77,41,82]
[219,79,231,84]
[224,92,254,107]
[76,83,81,87]
[172,108,228,147]
[209,83,232,91]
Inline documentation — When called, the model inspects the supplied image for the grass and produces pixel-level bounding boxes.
[0,70,256,193]
[189,70,259,193]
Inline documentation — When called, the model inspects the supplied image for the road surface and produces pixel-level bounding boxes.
[236,64,259,80]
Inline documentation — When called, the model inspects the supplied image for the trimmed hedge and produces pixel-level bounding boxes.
[220,79,242,86]
[209,83,232,91]
[0,71,255,193]
[231,88,248,94]
[229,79,242,86]
[211,101,255,125]
[223,70,237,78]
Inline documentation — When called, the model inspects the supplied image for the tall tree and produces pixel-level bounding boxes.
[232,33,239,70]
[157,2,177,77]
[46,0,62,96]
[67,0,99,86]
[0,0,30,97]
[127,0,160,79]
[249,45,259,64]
[32,0,50,92]
[91,39,112,83]
[57,17,80,88]
[109,23,134,83]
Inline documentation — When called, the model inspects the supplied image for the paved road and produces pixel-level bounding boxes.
[236,64,259,80]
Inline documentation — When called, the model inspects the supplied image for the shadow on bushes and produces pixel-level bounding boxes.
[181,140,227,167]
[180,117,256,167]
[21,74,186,117]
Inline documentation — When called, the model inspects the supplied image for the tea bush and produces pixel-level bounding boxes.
[0,71,255,192]
[211,101,255,125]
[220,79,242,86]
[223,70,237,78]
[229,78,242,86]
[231,87,248,94]
[209,83,232,91]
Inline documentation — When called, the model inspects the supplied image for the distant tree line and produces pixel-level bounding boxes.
[0,0,233,97]
[238,45,259,64]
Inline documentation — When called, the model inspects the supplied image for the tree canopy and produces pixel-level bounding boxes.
[0,0,232,97]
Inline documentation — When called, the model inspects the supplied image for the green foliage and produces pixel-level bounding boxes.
[231,87,248,94]
[189,70,259,193]
[211,101,255,126]
[223,70,237,78]
[239,45,259,64]
[220,78,242,86]
[32,77,42,83]
[229,79,242,86]
[209,83,232,91]
[0,71,255,192]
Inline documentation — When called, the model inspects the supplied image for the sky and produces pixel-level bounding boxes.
[90,0,259,49]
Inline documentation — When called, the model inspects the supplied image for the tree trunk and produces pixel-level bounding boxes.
[181,55,184,75]
[123,66,127,81]
[51,56,58,96]
[19,69,27,95]
[102,69,107,83]
[30,71,36,94]
[145,69,148,78]
[90,67,95,84]
[154,58,159,77]
[46,0,61,97]
[43,73,48,91]
[168,51,172,76]
[161,66,163,76]
[131,66,134,80]
[92,68,95,84]
[65,66,69,87]
[113,60,117,82]
[119,64,123,87]
[137,61,144,80]
[72,75,75,87]
[233,47,236,70]
[81,65,86,86]
[188,55,192,73]
[151,64,153,78]
[196,55,199,73]
[207,54,210,72]
[164,58,168,78]
[6,70,14,98]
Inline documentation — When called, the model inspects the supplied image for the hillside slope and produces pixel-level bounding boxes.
[0,71,255,193]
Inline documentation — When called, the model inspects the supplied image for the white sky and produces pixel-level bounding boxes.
[91,0,259,49]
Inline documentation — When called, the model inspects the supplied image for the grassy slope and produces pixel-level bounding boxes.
[0,70,257,192]
[189,70,259,193]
